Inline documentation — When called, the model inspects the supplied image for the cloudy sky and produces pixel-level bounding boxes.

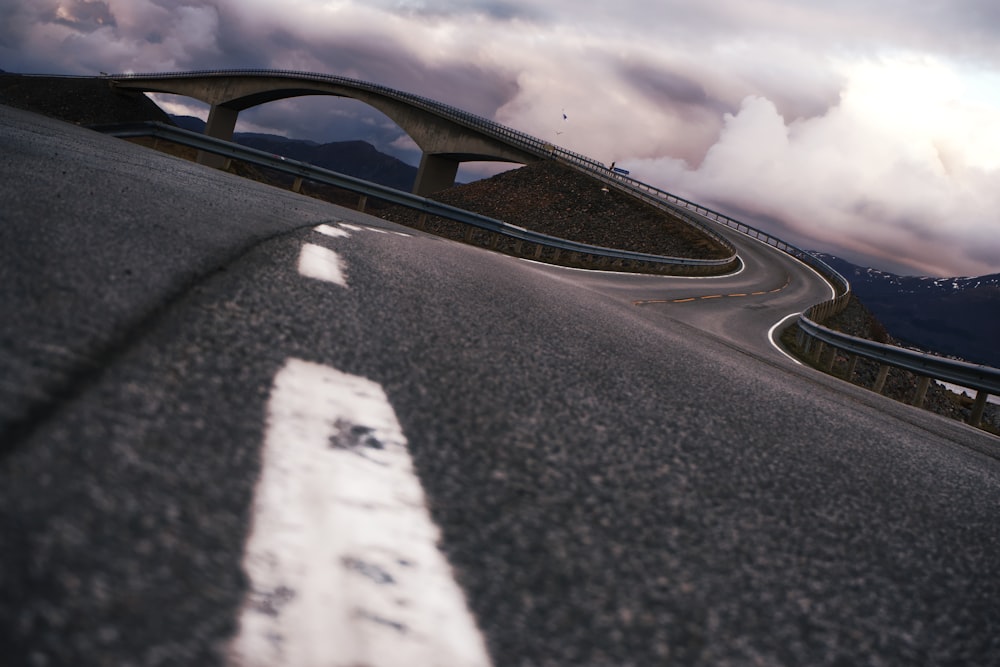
[3,0,1000,277]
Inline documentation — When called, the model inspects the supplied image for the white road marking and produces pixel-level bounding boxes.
[340,222,364,232]
[515,255,746,279]
[313,223,351,238]
[228,358,492,667]
[768,312,804,365]
[297,243,347,286]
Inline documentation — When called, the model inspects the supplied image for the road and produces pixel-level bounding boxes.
[2,103,1000,666]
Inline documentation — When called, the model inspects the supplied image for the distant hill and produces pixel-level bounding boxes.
[170,115,416,191]
[815,253,1000,367]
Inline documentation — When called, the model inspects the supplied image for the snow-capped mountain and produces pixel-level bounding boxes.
[813,253,1000,368]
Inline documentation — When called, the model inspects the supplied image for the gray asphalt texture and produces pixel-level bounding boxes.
[3,104,1000,666]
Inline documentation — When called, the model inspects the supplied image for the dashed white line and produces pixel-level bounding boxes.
[297,243,347,286]
[228,358,493,667]
[313,223,351,239]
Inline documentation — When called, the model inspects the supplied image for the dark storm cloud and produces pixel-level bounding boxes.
[386,0,544,22]
[620,64,717,111]
[305,39,520,115]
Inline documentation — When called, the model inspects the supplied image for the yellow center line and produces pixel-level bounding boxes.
[633,274,792,306]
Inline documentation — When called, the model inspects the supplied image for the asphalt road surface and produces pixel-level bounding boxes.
[3,103,1000,666]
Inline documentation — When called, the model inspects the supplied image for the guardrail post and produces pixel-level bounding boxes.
[912,376,931,407]
[846,354,859,382]
[417,214,427,230]
[292,176,303,193]
[873,365,890,394]
[970,390,989,427]
[823,346,837,372]
[812,340,824,365]
[801,333,813,356]
[357,194,367,212]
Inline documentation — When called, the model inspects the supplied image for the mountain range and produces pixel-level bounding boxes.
[814,253,1000,368]
[171,115,418,191]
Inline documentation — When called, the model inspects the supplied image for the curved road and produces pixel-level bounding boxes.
[2,104,1000,666]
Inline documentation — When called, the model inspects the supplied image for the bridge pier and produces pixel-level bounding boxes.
[198,104,239,168]
[414,154,460,196]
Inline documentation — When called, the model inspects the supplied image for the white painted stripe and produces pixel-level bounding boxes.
[314,223,351,238]
[228,358,492,667]
[340,222,364,232]
[768,312,804,365]
[297,243,347,286]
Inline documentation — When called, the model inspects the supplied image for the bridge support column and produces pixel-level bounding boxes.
[414,153,460,196]
[197,104,239,168]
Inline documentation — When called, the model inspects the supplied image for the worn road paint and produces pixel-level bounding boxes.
[633,274,792,306]
[314,223,351,239]
[297,243,347,286]
[228,358,492,667]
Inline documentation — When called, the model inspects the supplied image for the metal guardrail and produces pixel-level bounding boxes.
[798,317,1000,395]
[797,314,999,427]
[102,70,997,427]
[96,121,737,274]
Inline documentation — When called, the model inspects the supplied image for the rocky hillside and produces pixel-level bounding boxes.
[377,160,731,260]
[0,73,170,125]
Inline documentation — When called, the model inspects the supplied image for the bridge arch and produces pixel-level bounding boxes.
[111,70,544,195]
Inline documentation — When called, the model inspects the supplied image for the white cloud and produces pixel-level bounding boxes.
[631,55,1000,276]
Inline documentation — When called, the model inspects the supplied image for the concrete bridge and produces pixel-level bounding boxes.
[111,70,548,195]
